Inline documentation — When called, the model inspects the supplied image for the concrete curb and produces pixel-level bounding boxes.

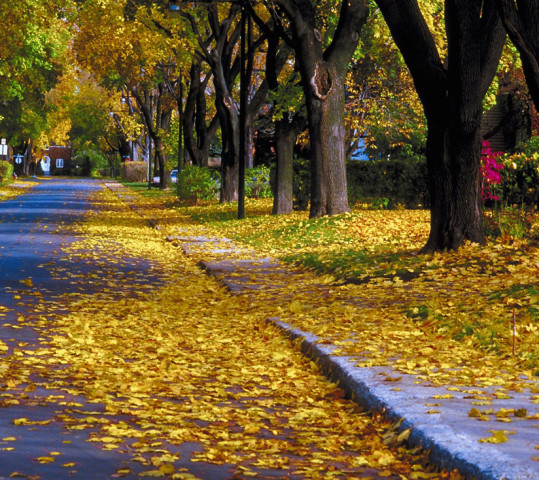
[169,233,539,480]
[266,318,538,480]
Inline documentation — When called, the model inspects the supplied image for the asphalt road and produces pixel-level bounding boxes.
[0,179,142,479]
[0,179,346,480]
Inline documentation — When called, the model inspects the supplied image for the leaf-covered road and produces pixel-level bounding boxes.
[0,179,451,479]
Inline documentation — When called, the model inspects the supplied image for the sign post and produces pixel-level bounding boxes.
[0,139,7,160]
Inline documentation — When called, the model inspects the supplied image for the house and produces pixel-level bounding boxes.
[481,91,532,152]
[43,145,73,175]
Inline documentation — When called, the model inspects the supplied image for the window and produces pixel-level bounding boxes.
[56,158,64,168]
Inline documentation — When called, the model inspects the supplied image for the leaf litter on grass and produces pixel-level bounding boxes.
[155,197,539,448]
[0,186,462,479]
[164,198,538,377]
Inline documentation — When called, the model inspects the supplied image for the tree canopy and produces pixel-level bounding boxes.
[0,0,537,251]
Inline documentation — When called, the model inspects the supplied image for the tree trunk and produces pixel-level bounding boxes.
[274,0,369,218]
[213,62,240,202]
[306,65,350,217]
[206,6,242,203]
[23,139,33,176]
[272,114,295,214]
[131,86,169,189]
[376,0,505,252]
[424,125,485,252]
[262,30,303,215]
[423,0,505,251]
[496,0,539,110]
[184,61,217,167]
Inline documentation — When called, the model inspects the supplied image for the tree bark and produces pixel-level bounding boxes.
[131,85,170,189]
[212,50,240,202]
[272,114,295,214]
[183,6,241,201]
[273,0,369,218]
[496,0,539,111]
[184,61,218,167]
[261,28,306,215]
[376,0,505,252]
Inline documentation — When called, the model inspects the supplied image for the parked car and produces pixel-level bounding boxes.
[171,169,178,183]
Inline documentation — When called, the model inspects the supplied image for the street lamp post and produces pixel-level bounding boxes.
[178,72,184,173]
[237,2,248,220]
[170,0,250,220]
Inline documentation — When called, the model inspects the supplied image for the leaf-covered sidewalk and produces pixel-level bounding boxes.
[110,183,539,479]
[0,180,459,479]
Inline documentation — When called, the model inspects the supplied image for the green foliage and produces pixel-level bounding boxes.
[176,165,219,204]
[497,137,539,207]
[268,81,305,122]
[347,157,428,209]
[163,116,180,171]
[0,161,14,182]
[405,305,431,321]
[73,149,110,177]
[245,166,272,198]
[293,156,311,211]
[483,206,537,240]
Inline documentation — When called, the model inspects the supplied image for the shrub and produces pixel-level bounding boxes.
[482,138,539,240]
[121,161,147,183]
[74,149,110,177]
[245,166,272,198]
[497,137,539,207]
[480,141,504,203]
[0,161,14,182]
[483,206,536,240]
[176,165,219,204]
[347,156,428,209]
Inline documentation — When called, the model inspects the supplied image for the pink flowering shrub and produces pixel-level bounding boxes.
[481,140,504,202]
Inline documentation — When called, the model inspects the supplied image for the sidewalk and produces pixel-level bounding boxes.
[171,234,538,480]
[108,183,539,480]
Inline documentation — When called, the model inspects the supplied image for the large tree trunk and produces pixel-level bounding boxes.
[275,0,369,218]
[272,114,295,214]
[424,0,505,251]
[497,0,539,110]
[306,65,350,217]
[424,126,485,251]
[376,0,505,252]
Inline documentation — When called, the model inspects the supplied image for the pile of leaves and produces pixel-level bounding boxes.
[130,187,539,467]
[0,180,36,200]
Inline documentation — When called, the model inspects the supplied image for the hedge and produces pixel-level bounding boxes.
[0,161,14,182]
[347,156,429,209]
[120,161,147,183]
